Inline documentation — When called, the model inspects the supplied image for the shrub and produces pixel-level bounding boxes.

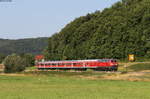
[20,53,35,67]
[0,53,5,63]
[3,54,25,73]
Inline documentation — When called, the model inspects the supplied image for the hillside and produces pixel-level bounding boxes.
[0,37,48,55]
[44,0,150,60]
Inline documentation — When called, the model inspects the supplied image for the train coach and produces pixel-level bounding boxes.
[36,59,118,71]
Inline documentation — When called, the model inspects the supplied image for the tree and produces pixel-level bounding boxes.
[20,53,35,67]
[0,53,5,63]
[44,0,150,60]
[3,54,25,73]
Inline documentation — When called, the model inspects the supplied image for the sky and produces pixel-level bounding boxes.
[0,0,120,39]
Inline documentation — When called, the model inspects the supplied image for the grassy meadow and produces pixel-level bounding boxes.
[0,71,150,99]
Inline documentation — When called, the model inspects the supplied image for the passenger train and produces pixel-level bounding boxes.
[36,59,118,71]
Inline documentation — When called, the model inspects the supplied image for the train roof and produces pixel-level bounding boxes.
[38,59,117,63]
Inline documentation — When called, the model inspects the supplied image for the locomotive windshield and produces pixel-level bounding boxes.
[111,60,117,62]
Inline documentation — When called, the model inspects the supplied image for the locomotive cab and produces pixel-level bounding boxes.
[109,59,118,71]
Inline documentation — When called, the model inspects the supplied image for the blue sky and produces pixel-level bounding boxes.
[0,0,120,39]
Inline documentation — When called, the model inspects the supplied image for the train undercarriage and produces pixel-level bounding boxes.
[37,66,118,71]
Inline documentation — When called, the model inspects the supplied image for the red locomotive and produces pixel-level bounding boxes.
[36,59,118,71]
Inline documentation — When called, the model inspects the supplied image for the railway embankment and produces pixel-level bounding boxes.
[1,62,150,82]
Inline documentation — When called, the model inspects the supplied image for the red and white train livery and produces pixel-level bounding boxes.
[36,59,118,71]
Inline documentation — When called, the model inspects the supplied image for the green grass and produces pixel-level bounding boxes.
[25,66,37,70]
[118,57,150,62]
[128,63,150,71]
[135,57,150,62]
[0,72,150,99]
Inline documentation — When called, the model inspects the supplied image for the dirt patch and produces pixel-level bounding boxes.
[76,70,150,82]
[0,64,4,69]
[78,75,100,80]
[101,71,150,82]
[0,73,35,77]
[0,73,26,76]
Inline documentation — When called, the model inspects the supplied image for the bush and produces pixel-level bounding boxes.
[20,53,35,67]
[0,53,5,63]
[3,54,26,73]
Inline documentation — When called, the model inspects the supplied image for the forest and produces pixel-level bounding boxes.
[44,0,150,60]
[0,37,48,64]
[0,37,48,55]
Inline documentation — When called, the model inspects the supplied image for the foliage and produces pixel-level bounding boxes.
[0,53,5,63]
[20,53,35,67]
[45,0,150,60]
[3,54,26,73]
[0,37,48,55]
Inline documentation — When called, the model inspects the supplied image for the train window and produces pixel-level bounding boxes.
[66,63,71,66]
[73,63,77,65]
[98,59,103,62]
[77,63,80,65]
[86,63,89,65]
[58,63,63,66]
[101,60,105,62]
[76,63,82,65]
[99,59,109,62]
[101,60,104,62]
[105,60,109,62]
[111,60,117,62]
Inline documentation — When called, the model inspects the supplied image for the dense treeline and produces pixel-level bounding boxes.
[44,0,150,60]
[0,37,48,55]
